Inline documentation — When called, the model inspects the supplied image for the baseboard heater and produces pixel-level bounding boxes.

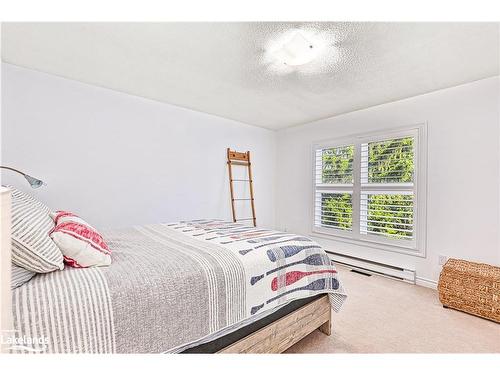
[327,251,416,284]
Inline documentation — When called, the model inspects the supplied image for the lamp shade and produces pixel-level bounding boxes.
[24,174,45,188]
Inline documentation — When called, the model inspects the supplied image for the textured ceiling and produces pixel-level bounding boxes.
[2,22,499,129]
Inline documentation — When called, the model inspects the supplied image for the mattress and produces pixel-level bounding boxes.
[11,219,346,353]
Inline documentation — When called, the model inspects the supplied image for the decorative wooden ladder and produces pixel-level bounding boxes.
[227,148,257,227]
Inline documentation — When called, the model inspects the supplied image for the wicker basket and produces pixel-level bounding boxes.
[438,258,500,323]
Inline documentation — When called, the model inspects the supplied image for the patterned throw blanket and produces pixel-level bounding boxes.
[11,220,346,353]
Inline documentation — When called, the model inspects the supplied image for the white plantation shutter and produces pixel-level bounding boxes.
[314,191,353,231]
[359,192,414,239]
[313,127,426,254]
[314,145,354,232]
[360,136,415,241]
[316,145,354,184]
[361,137,414,184]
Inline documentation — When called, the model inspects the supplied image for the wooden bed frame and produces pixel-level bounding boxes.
[218,295,331,353]
[0,188,332,354]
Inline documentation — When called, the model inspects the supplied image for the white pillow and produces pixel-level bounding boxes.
[49,211,111,268]
[9,186,64,273]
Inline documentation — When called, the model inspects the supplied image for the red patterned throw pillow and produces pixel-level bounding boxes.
[49,211,111,268]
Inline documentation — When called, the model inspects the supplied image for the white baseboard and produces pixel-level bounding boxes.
[416,276,438,290]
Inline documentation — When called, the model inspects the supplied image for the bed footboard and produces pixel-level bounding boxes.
[218,294,332,354]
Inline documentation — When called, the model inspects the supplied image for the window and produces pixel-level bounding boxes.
[313,126,427,255]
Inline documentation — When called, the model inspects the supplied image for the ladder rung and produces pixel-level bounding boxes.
[229,161,250,166]
[233,198,253,201]
[236,218,255,221]
[231,179,251,182]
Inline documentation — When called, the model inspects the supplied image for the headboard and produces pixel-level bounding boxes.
[0,187,13,352]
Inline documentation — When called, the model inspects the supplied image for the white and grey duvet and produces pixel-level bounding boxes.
[11,219,346,353]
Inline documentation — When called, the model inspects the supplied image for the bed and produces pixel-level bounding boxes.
[9,219,346,353]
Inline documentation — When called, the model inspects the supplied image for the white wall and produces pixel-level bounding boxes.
[1,63,276,229]
[2,62,499,285]
[276,76,500,284]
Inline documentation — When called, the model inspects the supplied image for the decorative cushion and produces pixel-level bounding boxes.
[11,263,36,289]
[9,186,64,273]
[49,211,112,268]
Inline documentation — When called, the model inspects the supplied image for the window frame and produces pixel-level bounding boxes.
[311,124,427,257]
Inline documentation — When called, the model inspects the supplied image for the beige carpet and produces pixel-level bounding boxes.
[286,265,500,353]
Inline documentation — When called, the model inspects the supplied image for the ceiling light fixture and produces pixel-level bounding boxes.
[271,29,323,67]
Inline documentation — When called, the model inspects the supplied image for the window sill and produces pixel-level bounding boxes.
[311,227,426,258]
